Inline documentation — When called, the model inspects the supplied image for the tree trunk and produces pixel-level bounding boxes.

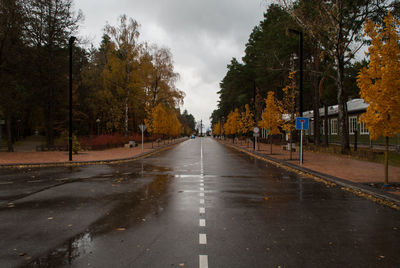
[6,113,13,152]
[270,135,272,154]
[45,97,54,147]
[289,132,292,160]
[125,95,129,138]
[312,47,321,146]
[335,4,350,154]
[324,104,329,147]
[384,136,389,185]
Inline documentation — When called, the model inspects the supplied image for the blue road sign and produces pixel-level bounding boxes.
[296,117,309,130]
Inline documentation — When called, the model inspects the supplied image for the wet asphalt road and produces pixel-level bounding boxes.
[0,137,400,267]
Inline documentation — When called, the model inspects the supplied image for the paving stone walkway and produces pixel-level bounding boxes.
[0,140,182,164]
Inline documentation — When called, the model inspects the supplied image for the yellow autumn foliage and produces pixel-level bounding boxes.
[357,12,400,140]
[213,121,223,135]
[145,103,182,138]
[224,108,241,135]
[259,91,283,135]
[240,104,254,135]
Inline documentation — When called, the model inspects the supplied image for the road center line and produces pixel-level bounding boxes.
[199,233,207,244]
[199,219,206,227]
[199,255,208,268]
[200,138,204,175]
[200,199,205,204]
[199,192,204,197]
[200,183,204,186]
[200,187,204,191]
[200,207,205,214]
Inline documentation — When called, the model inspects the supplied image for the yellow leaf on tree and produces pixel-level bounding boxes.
[259,91,283,135]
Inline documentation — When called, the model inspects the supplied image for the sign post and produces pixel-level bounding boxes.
[253,127,260,151]
[139,124,147,153]
[295,117,309,165]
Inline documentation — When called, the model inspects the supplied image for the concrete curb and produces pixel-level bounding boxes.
[0,139,187,169]
[220,140,400,209]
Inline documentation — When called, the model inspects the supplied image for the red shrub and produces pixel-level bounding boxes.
[80,134,128,150]
[80,133,165,150]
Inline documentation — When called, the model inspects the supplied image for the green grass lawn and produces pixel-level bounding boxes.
[305,143,400,167]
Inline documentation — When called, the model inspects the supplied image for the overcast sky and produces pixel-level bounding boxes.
[75,0,268,130]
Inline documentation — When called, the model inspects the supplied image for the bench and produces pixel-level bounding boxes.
[124,141,137,148]
[282,143,296,152]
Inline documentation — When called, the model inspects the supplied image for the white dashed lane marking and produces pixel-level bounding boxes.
[199,233,207,244]
[199,255,208,268]
[199,139,208,268]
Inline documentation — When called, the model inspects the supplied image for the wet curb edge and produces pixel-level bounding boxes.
[220,140,400,210]
[0,139,188,169]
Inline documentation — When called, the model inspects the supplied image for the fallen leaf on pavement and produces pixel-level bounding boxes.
[179,264,185,266]
[68,224,72,227]
[48,217,53,220]
[116,228,126,231]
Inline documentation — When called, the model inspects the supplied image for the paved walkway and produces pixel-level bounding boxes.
[0,140,182,165]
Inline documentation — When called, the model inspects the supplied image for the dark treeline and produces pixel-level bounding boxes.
[0,0,195,151]
[211,1,398,153]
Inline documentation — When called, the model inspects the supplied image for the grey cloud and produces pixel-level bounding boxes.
[76,0,266,124]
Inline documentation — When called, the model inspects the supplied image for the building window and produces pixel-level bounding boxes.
[331,119,338,135]
[360,121,369,134]
[349,116,358,134]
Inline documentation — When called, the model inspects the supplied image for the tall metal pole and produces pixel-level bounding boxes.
[69,36,76,161]
[299,31,303,117]
[289,29,304,116]
[253,81,256,150]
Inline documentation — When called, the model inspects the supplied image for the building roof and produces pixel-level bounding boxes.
[303,98,369,118]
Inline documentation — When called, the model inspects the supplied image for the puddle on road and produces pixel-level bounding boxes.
[25,168,173,267]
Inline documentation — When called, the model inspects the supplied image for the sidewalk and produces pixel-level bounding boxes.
[219,139,400,201]
[0,139,186,166]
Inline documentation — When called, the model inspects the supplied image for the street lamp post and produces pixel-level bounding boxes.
[69,36,76,161]
[253,81,256,150]
[96,118,100,136]
[288,29,304,116]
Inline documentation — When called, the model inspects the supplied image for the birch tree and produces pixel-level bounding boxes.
[103,15,141,137]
